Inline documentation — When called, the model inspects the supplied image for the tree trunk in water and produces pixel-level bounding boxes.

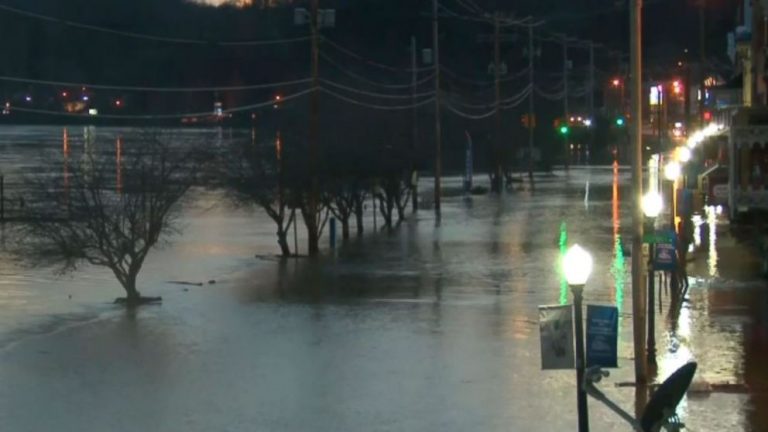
[396,193,407,223]
[355,202,364,236]
[490,172,502,193]
[277,228,291,257]
[341,219,350,239]
[302,205,320,256]
[306,218,319,256]
[124,271,141,304]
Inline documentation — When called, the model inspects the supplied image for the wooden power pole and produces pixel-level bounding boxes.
[630,0,648,385]
[433,0,442,218]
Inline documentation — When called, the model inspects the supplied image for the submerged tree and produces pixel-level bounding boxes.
[226,133,299,257]
[17,135,202,305]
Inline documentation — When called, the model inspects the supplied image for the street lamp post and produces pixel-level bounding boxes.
[664,161,681,229]
[664,160,682,301]
[564,244,594,432]
[642,191,663,365]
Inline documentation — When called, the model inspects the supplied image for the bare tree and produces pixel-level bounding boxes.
[226,136,298,257]
[17,136,201,305]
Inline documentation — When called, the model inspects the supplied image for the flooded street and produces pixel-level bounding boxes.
[0,126,766,431]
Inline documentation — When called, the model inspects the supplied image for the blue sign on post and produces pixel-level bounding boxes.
[653,229,677,272]
[586,305,618,368]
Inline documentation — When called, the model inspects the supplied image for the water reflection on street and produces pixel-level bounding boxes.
[0,126,764,431]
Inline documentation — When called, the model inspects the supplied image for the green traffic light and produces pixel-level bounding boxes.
[616,117,625,126]
[559,125,569,135]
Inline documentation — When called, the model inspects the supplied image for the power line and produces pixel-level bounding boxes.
[444,103,496,119]
[500,89,531,109]
[320,87,435,110]
[436,4,493,24]
[0,3,310,46]
[444,85,532,118]
[321,79,435,99]
[442,65,531,87]
[322,37,434,73]
[452,0,484,15]
[0,75,313,93]
[8,87,315,119]
[320,52,434,90]
[535,85,566,101]
[447,84,532,109]
[458,0,488,15]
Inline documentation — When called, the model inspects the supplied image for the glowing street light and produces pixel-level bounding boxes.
[664,161,681,181]
[642,191,663,218]
[563,243,593,432]
[564,244,593,287]
[677,146,691,163]
[642,190,662,364]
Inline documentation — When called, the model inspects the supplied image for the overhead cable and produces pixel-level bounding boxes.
[535,86,566,101]
[322,37,433,73]
[321,79,435,99]
[0,75,313,92]
[442,66,531,87]
[443,103,496,120]
[447,84,532,109]
[320,87,435,110]
[320,52,434,90]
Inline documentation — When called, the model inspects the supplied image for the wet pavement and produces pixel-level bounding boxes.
[0,126,766,431]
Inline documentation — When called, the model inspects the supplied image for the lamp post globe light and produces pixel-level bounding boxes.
[677,146,692,163]
[642,191,663,219]
[642,191,663,365]
[564,244,593,286]
[664,161,681,181]
[563,244,593,432]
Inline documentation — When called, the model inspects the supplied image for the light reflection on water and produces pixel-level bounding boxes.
[611,161,625,336]
[706,206,718,278]
[0,127,764,430]
[558,221,568,305]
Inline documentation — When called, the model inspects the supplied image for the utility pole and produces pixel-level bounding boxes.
[492,12,503,193]
[433,0,442,217]
[699,0,706,122]
[411,36,419,213]
[527,22,535,185]
[562,36,570,171]
[588,42,595,163]
[307,0,320,255]
[630,0,648,386]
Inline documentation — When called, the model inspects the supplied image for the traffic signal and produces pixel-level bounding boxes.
[615,117,625,127]
[521,114,536,128]
[559,125,569,135]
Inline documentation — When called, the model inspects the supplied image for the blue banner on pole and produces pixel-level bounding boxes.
[586,305,618,368]
[653,229,677,272]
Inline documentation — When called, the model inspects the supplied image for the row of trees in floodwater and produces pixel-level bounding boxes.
[11,126,418,306]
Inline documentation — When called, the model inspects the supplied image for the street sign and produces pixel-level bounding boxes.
[539,305,575,370]
[652,229,677,271]
[586,305,618,368]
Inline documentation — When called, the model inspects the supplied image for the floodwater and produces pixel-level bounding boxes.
[0,126,765,431]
